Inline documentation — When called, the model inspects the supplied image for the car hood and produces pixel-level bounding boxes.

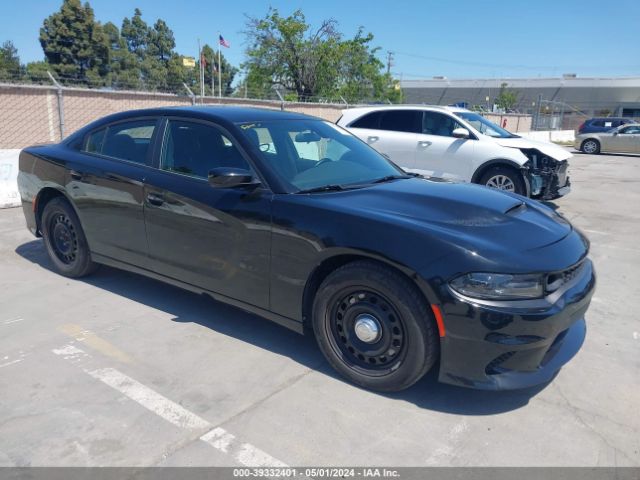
[316,178,572,253]
[491,136,573,161]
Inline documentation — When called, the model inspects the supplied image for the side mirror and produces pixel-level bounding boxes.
[612,131,619,136]
[452,127,470,139]
[208,167,259,188]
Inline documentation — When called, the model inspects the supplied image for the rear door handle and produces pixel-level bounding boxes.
[367,136,379,143]
[418,141,432,148]
[146,193,165,206]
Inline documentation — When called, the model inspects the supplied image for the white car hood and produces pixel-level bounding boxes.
[492,136,572,161]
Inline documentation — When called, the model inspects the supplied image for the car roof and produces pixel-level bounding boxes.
[338,104,470,125]
[92,105,317,126]
[588,117,632,121]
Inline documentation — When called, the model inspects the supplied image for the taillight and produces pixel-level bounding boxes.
[578,122,585,132]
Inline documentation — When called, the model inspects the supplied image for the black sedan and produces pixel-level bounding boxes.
[17,106,595,392]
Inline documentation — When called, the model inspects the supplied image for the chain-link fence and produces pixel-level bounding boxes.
[1,73,536,149]
[0,77,351,149]
[532,99,591,132]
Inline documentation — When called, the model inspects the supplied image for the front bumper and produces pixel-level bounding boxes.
[437,259,595,390]
[529,161,570,200]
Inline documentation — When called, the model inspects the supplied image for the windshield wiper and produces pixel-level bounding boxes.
[296,184,346,194]
[371,174,412,184]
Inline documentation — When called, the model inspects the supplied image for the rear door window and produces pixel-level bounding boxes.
[378,110,422,133]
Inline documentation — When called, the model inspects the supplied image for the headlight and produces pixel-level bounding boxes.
[450,272,544,300]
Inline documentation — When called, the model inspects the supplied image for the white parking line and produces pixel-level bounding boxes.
[201,428,288,467]
[52,344,289,467]
[86,367,210,430]
[3,318,24,325]
[0,358,23,369]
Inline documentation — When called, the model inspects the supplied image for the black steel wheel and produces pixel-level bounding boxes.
[41,197,98,278]
[313,260,439,392]
[328,288,407,376]
[49,212,78,264]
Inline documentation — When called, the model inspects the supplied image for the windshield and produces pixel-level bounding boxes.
[237,120,404,191]
[454,111,517,138]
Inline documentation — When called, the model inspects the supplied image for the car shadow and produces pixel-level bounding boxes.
[540,200,560,211]
[16,239,549,415]
[572,149,640,158]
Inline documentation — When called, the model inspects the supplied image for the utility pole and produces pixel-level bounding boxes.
[386,51,394,76]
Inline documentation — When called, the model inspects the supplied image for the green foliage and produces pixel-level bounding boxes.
[24,61,50,83]
[243,8,399,103]
[39,0,110,83]
[0,40,21,78]
[495,82,519,112]
[12,2,402,102]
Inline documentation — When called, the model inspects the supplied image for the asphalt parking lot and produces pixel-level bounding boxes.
[0,149,639,467]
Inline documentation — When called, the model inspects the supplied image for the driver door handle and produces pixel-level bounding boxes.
[418,141,432,148]
[367,136,379,143]
[146,192,165,206]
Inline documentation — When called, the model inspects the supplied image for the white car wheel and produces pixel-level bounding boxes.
[485,174,516,192]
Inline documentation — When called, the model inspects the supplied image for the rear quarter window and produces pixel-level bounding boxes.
[83,119,157,165]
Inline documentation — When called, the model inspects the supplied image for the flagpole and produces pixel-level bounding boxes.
[218,31,222,99]
[198,38,204,101]
[211,56,215,97]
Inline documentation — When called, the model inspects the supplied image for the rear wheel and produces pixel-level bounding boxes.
[479,166,525,195]
[312,260,439,392]
[41,197,97,278]
[581,139,600,154]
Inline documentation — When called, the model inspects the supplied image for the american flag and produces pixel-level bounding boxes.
[219,34,230,48]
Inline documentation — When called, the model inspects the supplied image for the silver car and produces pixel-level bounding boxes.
[575,123,640,154]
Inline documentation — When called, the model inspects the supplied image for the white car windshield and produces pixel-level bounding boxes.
[454,112,517,138]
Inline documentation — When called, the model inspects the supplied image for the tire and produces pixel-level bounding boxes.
[479,166,525,195]
[41,197,98,278]
[581,139,600,154]
[312,260,439,392]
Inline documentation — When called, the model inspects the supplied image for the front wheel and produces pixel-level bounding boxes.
[479,166,525,195]
[312,260,439,392]
[581,139,600,154]
[41,197,98,278]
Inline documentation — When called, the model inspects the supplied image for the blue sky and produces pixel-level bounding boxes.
[2,0,639,79]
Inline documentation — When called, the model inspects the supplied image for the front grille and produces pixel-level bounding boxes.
[546,261,585,294]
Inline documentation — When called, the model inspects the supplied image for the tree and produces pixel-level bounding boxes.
[243,8,398,103]
[103,21,142,89]
[121,8,149,60]
[495,82,519,112]
[0,40,21,79]
[243,9,338,100]
[148,19,175,64]
[39,0,110,83]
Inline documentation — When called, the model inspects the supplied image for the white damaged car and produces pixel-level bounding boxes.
[337,106,571,199]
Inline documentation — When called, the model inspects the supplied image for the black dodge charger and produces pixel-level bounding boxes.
[17,106,595,392]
